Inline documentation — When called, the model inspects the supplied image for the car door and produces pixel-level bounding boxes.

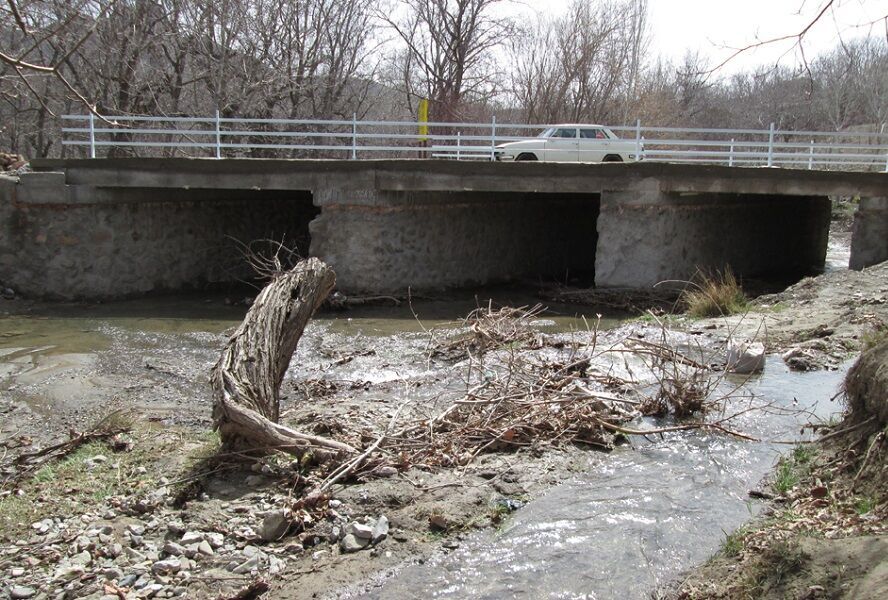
[544,128,579,161]
[579,128,609,162]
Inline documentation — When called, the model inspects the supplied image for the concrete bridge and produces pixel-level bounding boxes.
[1,158,886,299]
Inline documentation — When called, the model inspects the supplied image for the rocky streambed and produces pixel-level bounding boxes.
[1,255,886,599]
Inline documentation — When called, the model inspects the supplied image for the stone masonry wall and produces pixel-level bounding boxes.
[595,191,831,288]
[310,190,599,293]
[0,175,316,299]
[850,197,888,271]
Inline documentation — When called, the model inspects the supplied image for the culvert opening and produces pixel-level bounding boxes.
[151,187,318,293]
[518,192,601,287]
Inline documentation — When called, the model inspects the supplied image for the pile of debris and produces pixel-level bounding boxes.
[0,152,26,172]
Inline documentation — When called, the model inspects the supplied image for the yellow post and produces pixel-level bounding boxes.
[418,98,429,142]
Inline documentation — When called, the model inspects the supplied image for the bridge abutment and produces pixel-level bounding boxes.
[850,197,888,271]
[595,190,831,288]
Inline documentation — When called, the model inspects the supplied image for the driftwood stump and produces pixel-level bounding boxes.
[211,258,355,456]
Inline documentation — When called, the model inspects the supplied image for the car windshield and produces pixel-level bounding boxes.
[537,128,554,138]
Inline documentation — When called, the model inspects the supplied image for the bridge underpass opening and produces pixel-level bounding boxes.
[0,179,318,299]
[594,191,832,289]
[309,190,601,294]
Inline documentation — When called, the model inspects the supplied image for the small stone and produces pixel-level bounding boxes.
[70,550,92,566]
[371,516,389,544]
[205,532,224,548]
[231,554,260,574]
[339,533,369,553]
[376,466,398,477]
[104,566,124,580]
[443,539,460,549]
[182,544,199,558]
[163,541,185,556]
[268,555,286,575]
[106,543,124,558]
[260,510,291,542]
[119,573,139,587]
[128,524,146,536]
[152,558,181,575]
[346,521,373,540]
[329,499,342,509]
[138,583,164,598]
[179,531,203,545]
[10,567,25,576]
[54,565,85,581]
[9,586,37,599]
[197,540,214,556]
[329,526,342,543]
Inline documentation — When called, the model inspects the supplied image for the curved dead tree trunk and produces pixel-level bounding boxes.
[211,258,355,456]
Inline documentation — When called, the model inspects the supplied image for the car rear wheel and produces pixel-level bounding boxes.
[602,154,623,162]
[516,153,538,161]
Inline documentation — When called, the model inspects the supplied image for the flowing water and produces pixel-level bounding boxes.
[359,359,848,600]
[0,290,850,599]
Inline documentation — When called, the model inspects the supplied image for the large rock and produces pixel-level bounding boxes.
[726,340,765,374]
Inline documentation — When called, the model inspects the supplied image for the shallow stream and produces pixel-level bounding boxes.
[0,290,850,600]
[359,358,848,599]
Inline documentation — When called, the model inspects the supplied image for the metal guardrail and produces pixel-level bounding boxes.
[60,114,888,172]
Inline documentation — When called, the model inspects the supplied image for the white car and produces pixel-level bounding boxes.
[494,124,639,163]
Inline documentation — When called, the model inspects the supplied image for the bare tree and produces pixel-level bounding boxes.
[511,0,647,124]
[383,0,509,122]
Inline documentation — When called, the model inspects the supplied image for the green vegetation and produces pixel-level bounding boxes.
[721,527,748,558]
[855,496,876,515]
[0,426,164,541]
[682,269,749,318]
[773,445,815,495]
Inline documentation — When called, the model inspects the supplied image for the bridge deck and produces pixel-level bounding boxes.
[30,158,888,198]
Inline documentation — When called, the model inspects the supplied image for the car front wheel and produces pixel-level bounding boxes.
[516,153,538,161]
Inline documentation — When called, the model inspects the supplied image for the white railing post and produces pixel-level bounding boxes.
[351,113,357,160]
[884,153,888,173]
[88,112,96,158]
[729,138,734,167]
[640,135,645,161]
[634,119,641,158]
[214,110,221,159]
[490,115,497,161]
[457,132,462,161]
[808,140,814,170]
[767,122,775,167]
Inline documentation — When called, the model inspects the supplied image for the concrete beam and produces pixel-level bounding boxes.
[850,197,888,270]
[29,158,888,198]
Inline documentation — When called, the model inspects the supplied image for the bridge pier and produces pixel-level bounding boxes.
[594,190,831,288]
[850,197,888,271]
[309,187,599,293]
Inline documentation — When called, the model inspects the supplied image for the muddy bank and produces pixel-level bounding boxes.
[671,341,888,599]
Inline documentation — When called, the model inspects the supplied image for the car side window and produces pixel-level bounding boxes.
[552,128,577,139]
[580,129,606,139]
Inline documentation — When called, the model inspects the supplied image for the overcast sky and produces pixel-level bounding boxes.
[517,0,887,74]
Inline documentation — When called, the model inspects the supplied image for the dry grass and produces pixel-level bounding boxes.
[682,269,749,318]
